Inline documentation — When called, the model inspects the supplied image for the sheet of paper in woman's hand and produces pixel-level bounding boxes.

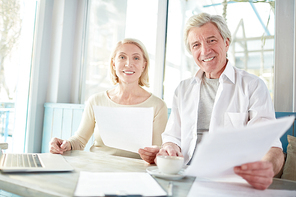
[93,106,153,153]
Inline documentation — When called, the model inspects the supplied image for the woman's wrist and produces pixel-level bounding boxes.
[67,141,72,151]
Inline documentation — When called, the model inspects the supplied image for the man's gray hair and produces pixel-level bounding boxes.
[184,12,232,53]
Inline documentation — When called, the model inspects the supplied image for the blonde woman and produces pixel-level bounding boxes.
[49,38,167,160]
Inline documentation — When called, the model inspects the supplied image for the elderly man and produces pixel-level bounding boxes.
[139,12,284,190]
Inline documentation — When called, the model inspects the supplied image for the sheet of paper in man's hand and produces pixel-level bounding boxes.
[185,116,295,178]
[93,106,153,153]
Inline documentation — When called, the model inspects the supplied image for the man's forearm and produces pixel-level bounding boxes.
[262,147,285,176]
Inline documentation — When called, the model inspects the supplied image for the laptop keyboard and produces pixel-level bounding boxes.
[4,154,42,168]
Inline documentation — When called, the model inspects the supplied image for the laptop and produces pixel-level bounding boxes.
[0,151,74,173]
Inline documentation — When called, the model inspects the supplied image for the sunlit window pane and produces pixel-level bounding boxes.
[0,0,37,152]
[164,0,275,107]
[83,0,158,102]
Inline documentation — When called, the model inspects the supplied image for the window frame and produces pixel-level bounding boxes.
[24,0,296,152]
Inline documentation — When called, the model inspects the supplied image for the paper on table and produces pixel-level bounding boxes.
[185,116,295,178]
[188,177,296,197]
[74,171,167,197]
[93,106,153,153]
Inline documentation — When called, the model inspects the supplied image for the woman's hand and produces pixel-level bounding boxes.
[138,146,160,164]
[49,137,71,154]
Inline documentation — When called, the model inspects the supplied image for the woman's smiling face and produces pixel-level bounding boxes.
[113,43,146,85]
[188,22,229,79]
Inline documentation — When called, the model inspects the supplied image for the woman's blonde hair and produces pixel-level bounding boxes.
[109,38,150,87]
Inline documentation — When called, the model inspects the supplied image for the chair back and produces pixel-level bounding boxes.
[275,112,296,153]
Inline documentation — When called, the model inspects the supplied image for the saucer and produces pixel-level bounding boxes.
[146,166,186,180]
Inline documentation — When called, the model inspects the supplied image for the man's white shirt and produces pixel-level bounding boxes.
[162,61,281,164]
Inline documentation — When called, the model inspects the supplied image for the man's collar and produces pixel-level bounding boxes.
[220,61,235,84]
[192,67,203,84]
[191,60,235,84]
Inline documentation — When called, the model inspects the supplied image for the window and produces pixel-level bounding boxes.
[164,0,275,107]
[0,0,37,152]
[81,0,163,102]
[82,0,276,109]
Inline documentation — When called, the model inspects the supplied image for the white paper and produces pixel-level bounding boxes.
[93,106,153,153]
[74,171,166,196]
[188,177,296,197]
[185,116,295,178]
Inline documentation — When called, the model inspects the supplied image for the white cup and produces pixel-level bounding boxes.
[156,155,184,175]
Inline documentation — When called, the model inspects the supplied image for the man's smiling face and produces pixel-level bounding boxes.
[188,22,229,79]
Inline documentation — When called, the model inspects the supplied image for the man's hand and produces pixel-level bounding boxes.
[157,142,183,161]
[138,146,160,164]
[49,138,71,154]
[234,161,274,190]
